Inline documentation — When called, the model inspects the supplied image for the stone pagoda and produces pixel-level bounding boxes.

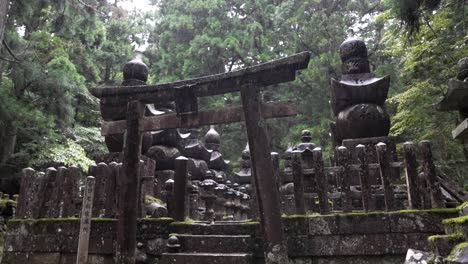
[330,31,397,185]
[203,126,230,183]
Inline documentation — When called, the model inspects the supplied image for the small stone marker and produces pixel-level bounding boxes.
[76,176,96,264]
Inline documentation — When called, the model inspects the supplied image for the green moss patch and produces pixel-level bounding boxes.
[447,242,468,260]
[145,195,166,206]
[442,215,468,225]
[428,233,463,242]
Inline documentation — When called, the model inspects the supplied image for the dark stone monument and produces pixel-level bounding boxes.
[330,30,397,185]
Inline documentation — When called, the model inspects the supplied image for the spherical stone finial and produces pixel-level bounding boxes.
[225,180,232,188]
[166,236,181,253]
[123,53,149,83]
[339,33,370,74]
[205,170,214,180]
[164,179,174,192]
[204,126,221,150]
[301,130,312,142]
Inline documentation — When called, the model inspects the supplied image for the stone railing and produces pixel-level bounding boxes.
[284,140,459,215]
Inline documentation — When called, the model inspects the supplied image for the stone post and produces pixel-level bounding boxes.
[173,156,189,221]
[292,151,305,215]
[271,152,281,193]
[164,179,174,216]
[376,142,395,211]
[201,179,217,223]
[402,142,422,209]
[419,140,445,208]
[418,172,432,209]
[312,147,330,214]
[356,144,374,212]
[336,146,352,212]
[76,176,96,264]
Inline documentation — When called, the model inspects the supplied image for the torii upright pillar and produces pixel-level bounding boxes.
[241,85,289,263]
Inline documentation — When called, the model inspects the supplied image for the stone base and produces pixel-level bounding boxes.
[1,210,458,264]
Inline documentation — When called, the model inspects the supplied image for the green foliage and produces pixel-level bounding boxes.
[28,139,95,171]
[383,1,467,162]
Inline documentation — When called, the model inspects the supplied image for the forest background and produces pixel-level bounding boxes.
[0,0,466,192]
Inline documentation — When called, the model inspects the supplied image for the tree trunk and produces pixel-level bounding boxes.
[0,125,17,164]
[0,0,8,45]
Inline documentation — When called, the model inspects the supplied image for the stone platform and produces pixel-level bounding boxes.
[1,209,460,264]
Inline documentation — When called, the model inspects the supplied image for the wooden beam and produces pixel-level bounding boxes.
[116,101,144,264]
[240,85,289,264]
[101,101,297,136]
[90,52,311,105]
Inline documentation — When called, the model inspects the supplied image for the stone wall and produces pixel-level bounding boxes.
[1,210,458,264]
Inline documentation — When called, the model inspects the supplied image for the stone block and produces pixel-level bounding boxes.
[308,216,338,235]
[176,234,254,254]
[309,214,390,236]
[336,213,390,234]
[284,217,310,236]
[28,253,61,264]
[1,252,30,264]
[146,237,167,255]
[389,212,447,233]
[288,233,431,257]
[160,253,253,264]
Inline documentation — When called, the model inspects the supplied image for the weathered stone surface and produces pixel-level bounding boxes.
[175,234,254,254]
[288,233,431,257]
[146,145,180,170]
[290,255,403,264]
[160,253,253,264]
[308,214,391,235]
[446,243,468,264]
[336,104,390,140]
[2,212,458,263]
[389,212,452,233]
[404,248,434,264]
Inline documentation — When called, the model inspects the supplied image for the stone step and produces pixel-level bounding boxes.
[160,252,253,264]
[172,222,259,236]
[443,216,468,239]
[428,234,464,257]
[444,243,468,264]
[176,234,256,254]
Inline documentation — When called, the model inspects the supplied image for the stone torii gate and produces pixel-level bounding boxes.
[90,51,311,264]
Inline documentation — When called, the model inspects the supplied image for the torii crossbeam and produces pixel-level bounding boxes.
[90,51,311,264]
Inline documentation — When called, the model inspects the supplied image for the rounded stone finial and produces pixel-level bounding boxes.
[167,236,181,253]
[339,33,370,74]
[164,179,174,191]
[225,180,232,188]
[123,54,149,83]
[301,130,312,142]
[205,170,214,180]
[204,126,221,149]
